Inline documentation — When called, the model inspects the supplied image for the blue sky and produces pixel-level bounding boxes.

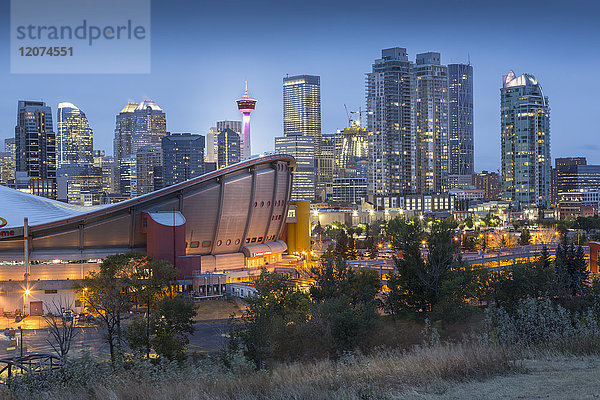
[0,0,598,172]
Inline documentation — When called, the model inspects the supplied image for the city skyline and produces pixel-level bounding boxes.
[0,1,598,173]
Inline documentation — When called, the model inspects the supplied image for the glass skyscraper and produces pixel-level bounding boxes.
[283,75,321,151]
[448,63,474,188]
[217,128,241,169]
[162,133,205,187]
[413,52,449,194]
[15,100,57,198]
[275,134,315,201]
[57,102,93,166]
[501,70,551,208]
[282,75,320,199]
[114,103,138,163]
[366,48,414,196]
[113,100,167,196]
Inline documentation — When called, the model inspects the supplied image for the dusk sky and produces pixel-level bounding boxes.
[0,0,598,172]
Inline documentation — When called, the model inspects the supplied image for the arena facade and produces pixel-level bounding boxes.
[0,154,296,315]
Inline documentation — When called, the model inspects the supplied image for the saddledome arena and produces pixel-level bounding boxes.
[0,154,296,315]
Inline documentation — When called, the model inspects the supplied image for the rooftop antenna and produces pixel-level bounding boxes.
[244,80,248,94]
[468,53,471,66]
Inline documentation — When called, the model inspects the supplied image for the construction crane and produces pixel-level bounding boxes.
[344,105,362,127]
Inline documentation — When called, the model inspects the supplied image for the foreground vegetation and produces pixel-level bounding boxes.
[4,335,516,399]
[4,216,600,398]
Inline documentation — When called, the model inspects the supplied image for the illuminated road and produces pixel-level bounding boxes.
[0,320,232,360]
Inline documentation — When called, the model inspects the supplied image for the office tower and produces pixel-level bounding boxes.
[135,147,162,195]
[283,75,321,151]
[131,100,167,154]
[113,100,166,197]
[573,165,600,190]
[57,102,93,166]
[413,52,449,194]
[162,133,205,187]
[472,170,501,201]
[119,154,137,198]
[0,152,11,185]
[131,100,166,194]
[206,122,241,164]
[56,163,103,205]
[283,75,320,199]
[216,120,242,134]
[501,71,551,207]
[366,48,414,196]
[114,103,138,163]
[1,138,16,185]
[275,134,315,201]
[93,150,118,194]
[15,100,57,198]
[335,124,369,180]
[217,128,241,169]
[316,134,336,201]
[205,127,219,164]
[555,157,587,193]
[448,63,474,188]
[236,84,256,159]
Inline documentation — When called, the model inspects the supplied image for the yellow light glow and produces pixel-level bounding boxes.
[24,289,30,295]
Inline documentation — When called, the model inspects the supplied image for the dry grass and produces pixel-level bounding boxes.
[193,298,247,321]
[4,342,516,400]
[412,357,600,399]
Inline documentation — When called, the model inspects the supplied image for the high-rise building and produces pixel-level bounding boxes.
[216,120,242,134]
[113,103,138,163]
[131,100,167,154]
[413,52,449,194]
[334,124,369,180]
[0,152,12,185]
[236,84,256,160]
[275,134,315,201]
[448,63,474,188]
[283,75,320,200]
[119,154,137,198]
[217,128,241,169]
[555,157,587,193]
[114,100,166,197]
[316,134,336,201]
[56,163,103,205]
[162,133,205,187]
[472,170,501,201]
[283,75,321,153]
[15,100,57,198]
[500,71,551,208]
[1,138,16,185]
[93,150,118,195]
[135,147,162,195]
[366,48,414,196]
[57,102,93,166]
[205,127,219,164]
[206,121,241,164]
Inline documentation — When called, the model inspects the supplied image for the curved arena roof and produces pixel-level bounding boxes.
[0,154,296,262]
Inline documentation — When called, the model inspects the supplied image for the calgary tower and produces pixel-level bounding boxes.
[236,82,257,159]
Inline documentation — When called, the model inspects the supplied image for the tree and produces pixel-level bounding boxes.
[236,270,310,367]
[130,259,179,359]
[519,228,532,246]
[384,218,479,320]
[80,252,177,364]
[151,296,197,362]
[311,258,380,306]
[464,216,474,229]
[482,213,501,227]
[43,299,78,361]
